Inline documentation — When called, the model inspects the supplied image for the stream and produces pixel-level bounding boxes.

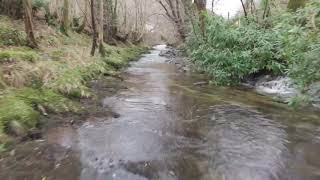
[1,45,320,180]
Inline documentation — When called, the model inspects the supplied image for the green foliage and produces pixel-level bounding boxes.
[273,1,320,88]
[0,49,40,63]
[186,1,320,88]
[186,15,284,85]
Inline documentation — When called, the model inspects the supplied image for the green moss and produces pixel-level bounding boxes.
[0,87,82,134]
[103,45,148,69]
[104,57,127,69]
[0,50,40,62]
[0,97,39,133]
[14,88,82,113]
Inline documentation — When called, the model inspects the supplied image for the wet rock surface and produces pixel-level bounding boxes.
[253,75,320,107]
[254,76,299,103]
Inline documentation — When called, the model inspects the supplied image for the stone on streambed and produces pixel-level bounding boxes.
[159,48,179,59]
[254,76,320,107]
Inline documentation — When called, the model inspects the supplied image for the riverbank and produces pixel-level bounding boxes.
[2,45,320,180]
[160,47,320,109]
[0,15,148,152]
[183,1,320,108]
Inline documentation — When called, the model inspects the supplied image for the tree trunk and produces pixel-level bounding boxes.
[288,0,307,11]
[61,0,70,35]
[240,0,248,18]
[23,0,38,48]
[157,0,187,41]
[91,0,98,56]
[98,0,106,56]
[77,0,88,33]
[194,0,206,39]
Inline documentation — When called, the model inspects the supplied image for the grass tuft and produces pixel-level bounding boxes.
[0,49,39,63]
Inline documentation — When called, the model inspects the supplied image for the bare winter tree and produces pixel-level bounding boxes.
[104,0,119,44]
[98,0,105,56]
[240,0,248,18]
[90,0,98,56]
[61,0,70,34]
[156,0,186,40]
[23,0,38,48]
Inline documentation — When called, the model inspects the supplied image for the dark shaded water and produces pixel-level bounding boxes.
[2,45,320,180]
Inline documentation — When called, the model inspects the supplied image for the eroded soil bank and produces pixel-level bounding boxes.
[1,45,320,180]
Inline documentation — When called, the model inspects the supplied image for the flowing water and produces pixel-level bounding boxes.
[2,45,320,180]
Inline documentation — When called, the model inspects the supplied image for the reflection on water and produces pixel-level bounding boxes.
[75,45,320,180]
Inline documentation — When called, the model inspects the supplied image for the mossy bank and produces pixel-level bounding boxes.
[0,15,148,152]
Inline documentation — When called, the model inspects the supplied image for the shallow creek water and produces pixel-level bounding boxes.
[2,45,320,180]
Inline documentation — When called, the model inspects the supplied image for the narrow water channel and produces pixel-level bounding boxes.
[2,45,320,180]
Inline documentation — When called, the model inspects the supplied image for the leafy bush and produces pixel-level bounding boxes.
[186,0,319,88]
[186,15,284,85]
[272,1,320,89]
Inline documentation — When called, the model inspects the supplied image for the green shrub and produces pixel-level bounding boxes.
[272,1,320,89]
[186,15,284,85]
[186,0,319,88]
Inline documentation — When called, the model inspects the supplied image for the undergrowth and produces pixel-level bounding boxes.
[0,16,26,46]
